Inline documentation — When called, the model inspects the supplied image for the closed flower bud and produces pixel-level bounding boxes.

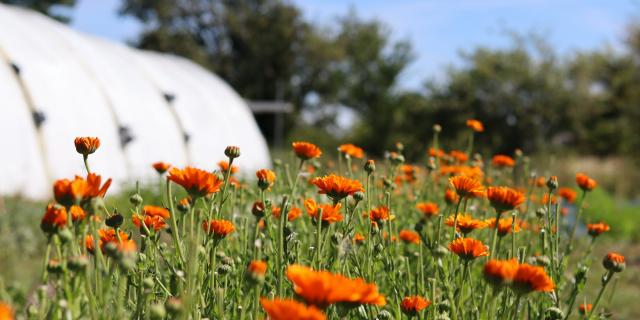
[221,256,235,266]
[603,253,625,272]
[535,208,546,219]
[74,137,100,156]
[544,307,564,320]
[143,277,155,289]
[47,259,64,274]
[414,221,424,233]
[547,176,558,190]
[435,315,451,320]
[224,146,241,159]
[165,297,183,316]
[437,300,450,313]
[251,201,265,219]
[68,255,89,272]
[353,191,365,202]
[536,255,551,267]
[57,228,73,244]
[364,160,376,174]
[374,243,384,254]
[149,303,166,320]
[433,124,442,133]
[105,213,124,229]
[217,264,233,276]
[376,310,392,320]
[129,193,143,206]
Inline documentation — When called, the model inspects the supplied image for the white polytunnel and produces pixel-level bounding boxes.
[0,4,271,199]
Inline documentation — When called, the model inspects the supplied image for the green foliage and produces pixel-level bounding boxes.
[1,0,76,22]
[581,188,640,241]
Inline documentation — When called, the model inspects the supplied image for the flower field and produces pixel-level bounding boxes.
[0,121,632,320]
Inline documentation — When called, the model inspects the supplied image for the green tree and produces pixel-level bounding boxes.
[1,0,76,22]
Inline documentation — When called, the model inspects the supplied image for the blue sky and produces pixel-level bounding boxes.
[70,0,639,89]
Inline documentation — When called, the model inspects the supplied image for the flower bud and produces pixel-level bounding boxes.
[535,208,546,219]
[544,307,564,320]
[149,303,166,320]
[105,213,124,229]
[536,255,550,267]
[143,277,155,289]
[364,160,376,174]
[353,191,365,202]
[177,198,190,213]
[376,310,392,320]
[47,259,64,274]
[217,264,233,276]
[68,255,89,272]
[374,243,384,254]
[251,201,265,219]
[603,253,625,272]
[432,124,442,133]
[437,300,450,313]
[165,297,183,316]
[224,146,241,159]
[547,176,558,190]
[129,193,143,206]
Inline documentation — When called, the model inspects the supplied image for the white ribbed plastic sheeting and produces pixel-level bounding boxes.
[0,4,271,199]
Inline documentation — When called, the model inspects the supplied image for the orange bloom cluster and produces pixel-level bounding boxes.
[310,174,364,202]
[466,119,484,132]
[558,187,577,203]
[53,173,112,206]
[218,160,239,174]
[486,186,525,212]
[491,155,515,167]
[338,143,364,159]
[416,202,439,218]
[304,199,343,224]
[576,173,597,191]
[400,296,431,316]
[449,175,485,198]
[152,162,171,174]
[132,205,170,232]
[399,230,421,244]
[74,136,100,155]
[292,142,322,160]
[260,298,326,320]
[286,265,385,307]
[272,206,302,222]
[485,217,521,237]
[168,166,223,197]
[85,229,133,254]
[40,204,68,232]
[369,206,391,223]
[448,238,489,260]
[484,259,554,293]
[202,219,235,238]
[445,214,486,234]
[587,222,610,237]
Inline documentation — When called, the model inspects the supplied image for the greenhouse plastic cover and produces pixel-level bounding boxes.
[0,4,271,199]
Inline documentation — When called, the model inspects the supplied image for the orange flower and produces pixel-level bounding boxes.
[535,176,546,187]
[416,202,439,218]
[558,187,577,203]
[576,173,597,191]
[260,298,326,320]
[400,296,431,316]
[485,217,521,237]
[304,199,343,224]
[399,230,421,244]
[202,219,235,238]
[512,263,554,293]
[117,239,138,254]
[256,169,276,190]
[168,166,223,197]
[578,303,592,315]
[133,215,167,231]
[338,143,364,159]
[353,233,365,244]
[40,204,67,233]
[449,150,468,164]
[483,259,519,286]
[444,188,459,205]
[466,119,484,132]
[0,302,14,320]
[248,260,268,276]
[491,155,515,167]
[152,162,171,174]
[541,193,557,205]
[292,141,322,160]
[587,222,610,237]
[218,160,238,174]
[448,238,489,260]
[311,174,364,202]
[53,176,86,206]
[603,252,625,272]
[84,173,112,199]
[69,205,86,222]
[272,206,302,222]
[369,206,391,223]
[445,214,487,234]
[74,136,100,155]
[286,264,385,307]
[85,229,130,254]
[139,205,168,219]
[428,148,445,158]
[486,186,525,212]
[449,176,485,198]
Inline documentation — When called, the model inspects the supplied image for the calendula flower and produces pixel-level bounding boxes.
[483,259,519,286]
[256,169,276,190]
[558,188,577,203]
[491,155,515,167]
[466,119,484,132]
[272,206,302,222]
[260,298,326,320]
[218,160,238,174]
[310,174,364,202]
[512,263,555,293]
[445,214,487,234]
[449,176,485,198]
[0,302,14,320]
[369,206,391,224]
[353,233,365,245]
[603,252,625,272]
[53,176,86,206]
[85,229,130,254]
[41,204,67,233]
[578,303,592,315]
[202,219,235,238]
[535,176,546,188]
[292,141,322,160]
[304,199,343,224]
[74,136,100,155]
[485,217,521,237]
[247,260,267,276]
[338,143,364,159]
[286,265,385,307]
[168,166,223,197]
[399,230,421,244]
[587,223,610,237]
[416,202,439,218]
[132,215,167,231]
[69,205,86,222]
[152,162,171,174]
[486,186,525,212]
[429,147,445,158]
[84,173,112,199]
[142,205,170,219]
[444,188,459,205]
[400,296,431,316]
[449,150,468,164]
[448,238,489,260]
[576,173,597,191]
